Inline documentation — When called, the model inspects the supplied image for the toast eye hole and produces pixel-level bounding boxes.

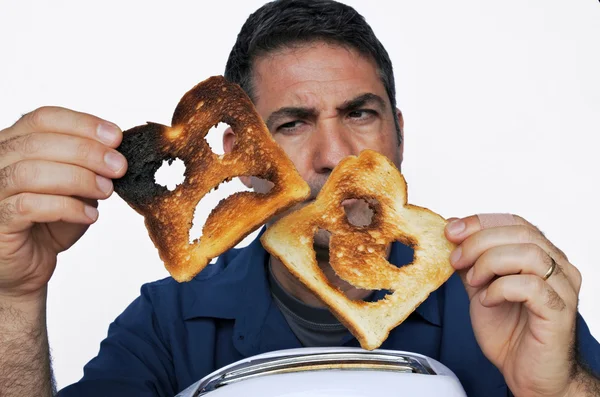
[206,122,228,156]
[343,198,377,227]
[155,158,185,191]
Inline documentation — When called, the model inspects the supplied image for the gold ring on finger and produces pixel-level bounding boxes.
[543,257,557,281]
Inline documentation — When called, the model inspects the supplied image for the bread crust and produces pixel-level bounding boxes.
[261,150,456,350]
[114,76,310,282]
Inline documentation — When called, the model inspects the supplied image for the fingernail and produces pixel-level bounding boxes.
[84,205,99,221]
[466,267,474,285]
[479,289,487,304]
[447,219,466,235]
[450,246,462,265]
[104,151,126,172]
[97,122,120,145]
[96,175,113,194]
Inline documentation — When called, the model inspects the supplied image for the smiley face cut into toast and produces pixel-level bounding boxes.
[261,150,455,350]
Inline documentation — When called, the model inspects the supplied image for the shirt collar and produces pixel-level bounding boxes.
[182,229,272,356]
[384,241,442,327]
[183,228,271,322]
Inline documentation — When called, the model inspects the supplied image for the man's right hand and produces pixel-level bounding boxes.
[0,106,127,301]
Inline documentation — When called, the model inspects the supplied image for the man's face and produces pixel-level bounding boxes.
[235,42,403,248]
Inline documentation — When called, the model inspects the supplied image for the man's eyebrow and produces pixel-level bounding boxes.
[266,107,317,131]
[338,93,387,112]
[265,93,387,131]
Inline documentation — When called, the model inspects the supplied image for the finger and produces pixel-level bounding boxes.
[78,197,99,208]
[2,106,122,148]
[468,243,578,308]
[510,214,581,292]
[0,193,98,233]
[448,221,570,274]
[449,219,581,293]
[510,215,571,264]
[480,275,567,320]
[449,224,540,270]
[446,213,572,267]
[445,213,526,243]
[0,132,127,177]
[468,243,562,287]
[0,160,114,202]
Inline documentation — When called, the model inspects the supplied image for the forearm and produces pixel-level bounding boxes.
[0,289,55,397]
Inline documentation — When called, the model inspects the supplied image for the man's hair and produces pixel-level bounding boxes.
[224,0,401,142]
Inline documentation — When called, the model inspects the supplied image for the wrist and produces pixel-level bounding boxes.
[563,378,579,397]
[562,364,600,397]
[0,287,54,396]
[0,287,47,327]
[0,285,47,304]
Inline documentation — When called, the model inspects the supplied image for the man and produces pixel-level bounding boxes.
[0,0,598,396]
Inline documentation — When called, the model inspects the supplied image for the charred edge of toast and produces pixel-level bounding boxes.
[113,122,170,209]
[113,76,260,211]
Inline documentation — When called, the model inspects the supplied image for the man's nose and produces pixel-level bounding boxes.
[310,120,357,174]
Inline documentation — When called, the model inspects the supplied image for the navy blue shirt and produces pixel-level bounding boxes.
[58,233,600,396]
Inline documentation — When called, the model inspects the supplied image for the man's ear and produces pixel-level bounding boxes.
[223,127,253,188]
[396,108,405,167]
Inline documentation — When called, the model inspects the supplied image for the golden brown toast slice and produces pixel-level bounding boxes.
[261,150,455,350]
[114,76,310,282]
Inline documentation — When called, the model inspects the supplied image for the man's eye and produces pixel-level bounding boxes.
[278,120,304,132]
[348,109,376,121]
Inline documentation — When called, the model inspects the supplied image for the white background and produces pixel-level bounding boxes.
[1,0,599,391]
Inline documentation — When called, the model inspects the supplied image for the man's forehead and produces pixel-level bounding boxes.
[251,41,386,110]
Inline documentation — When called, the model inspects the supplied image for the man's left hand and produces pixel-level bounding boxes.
[445,214,582,396]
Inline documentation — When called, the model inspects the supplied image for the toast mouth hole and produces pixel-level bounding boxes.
[343,198,377,227]
[367,289,393,303]
[189,176,272,245]
[189,178,247,244]
[247,176,274,195]
[155,157,185,191]
[205,122,228,156]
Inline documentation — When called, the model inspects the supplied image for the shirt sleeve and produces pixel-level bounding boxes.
[576,313,600,376]
[57,284,176,397]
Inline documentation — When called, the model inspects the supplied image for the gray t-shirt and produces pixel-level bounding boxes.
[267,261,351,347]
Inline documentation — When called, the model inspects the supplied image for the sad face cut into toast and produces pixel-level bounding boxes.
[114,76,455,350]
[113,76,311,282]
